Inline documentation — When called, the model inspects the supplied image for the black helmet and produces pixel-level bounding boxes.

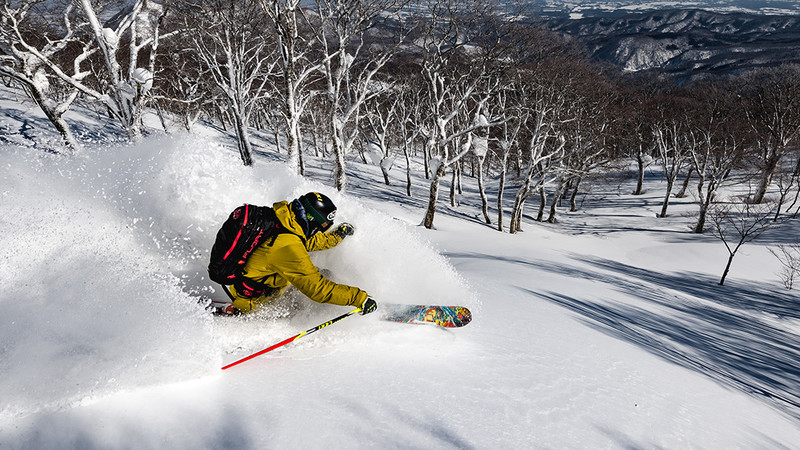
[299,192,336,233]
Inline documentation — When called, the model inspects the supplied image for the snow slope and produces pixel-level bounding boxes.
[1,95,799,448]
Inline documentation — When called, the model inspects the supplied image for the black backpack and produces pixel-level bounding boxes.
[207,204,283,286]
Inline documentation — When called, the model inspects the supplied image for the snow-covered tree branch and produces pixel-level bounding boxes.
[0,0,88,151]
[180,0,278,166]
[310,0,405,191]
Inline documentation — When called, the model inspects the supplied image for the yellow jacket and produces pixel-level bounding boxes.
[228,201,369,313]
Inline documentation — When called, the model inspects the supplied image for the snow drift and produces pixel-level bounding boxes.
[0,135,475,422]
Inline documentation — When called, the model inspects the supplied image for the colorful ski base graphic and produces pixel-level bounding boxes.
[381,304,472,328]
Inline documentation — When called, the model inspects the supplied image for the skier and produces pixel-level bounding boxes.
[213,192,377,316]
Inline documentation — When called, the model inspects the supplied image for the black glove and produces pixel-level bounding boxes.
[333,223,355,239]
[360,297,377,315]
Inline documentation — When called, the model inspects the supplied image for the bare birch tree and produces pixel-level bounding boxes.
[740,65,800,204]
[2,0,173,144]
[484,22,566,231]
[771,153,800,221]
[364,92,400,185]
[0,0,88,151]
[394,82,427,196]
[617,74,664,196]
[153,44,217,132]
[261,0,322,174]
[414,0,505,229]
[544,68,616,223]
[472,124,491,224]
[685,80,744,233]
[651,93,695,218]
[508,64,572,233]
[709,199,777,286]
[770,244,800,289]
[76,0,172,140]
[310,0,404,191]
[180,0,278,166]
[491,85,528,231]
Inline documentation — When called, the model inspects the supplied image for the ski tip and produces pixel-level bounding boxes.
[449,306,472,327]
[460,307,473,326]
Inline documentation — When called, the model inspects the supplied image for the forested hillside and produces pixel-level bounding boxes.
[2,0,799,246]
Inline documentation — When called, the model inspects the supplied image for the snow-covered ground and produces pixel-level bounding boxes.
[1,93,799,449]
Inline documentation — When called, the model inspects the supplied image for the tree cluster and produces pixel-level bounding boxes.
[3,0,800,240]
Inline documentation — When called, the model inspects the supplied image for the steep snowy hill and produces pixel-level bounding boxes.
[1,96,799,448]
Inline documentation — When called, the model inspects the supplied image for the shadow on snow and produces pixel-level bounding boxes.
[535,256,800,421]
[446,251,800,420]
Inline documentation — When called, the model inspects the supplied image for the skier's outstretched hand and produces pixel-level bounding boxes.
[213,304,238,316]
[360,297,377,315]
[334,223,355,239]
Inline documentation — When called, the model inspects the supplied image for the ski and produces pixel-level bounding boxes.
[380,303,472,328]
[207,299,473,328]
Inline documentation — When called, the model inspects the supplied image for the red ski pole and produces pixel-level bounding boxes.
[221,308,361,370]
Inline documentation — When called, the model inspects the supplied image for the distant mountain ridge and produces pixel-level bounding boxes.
[523,0,800,18]
[543,9,800,79]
